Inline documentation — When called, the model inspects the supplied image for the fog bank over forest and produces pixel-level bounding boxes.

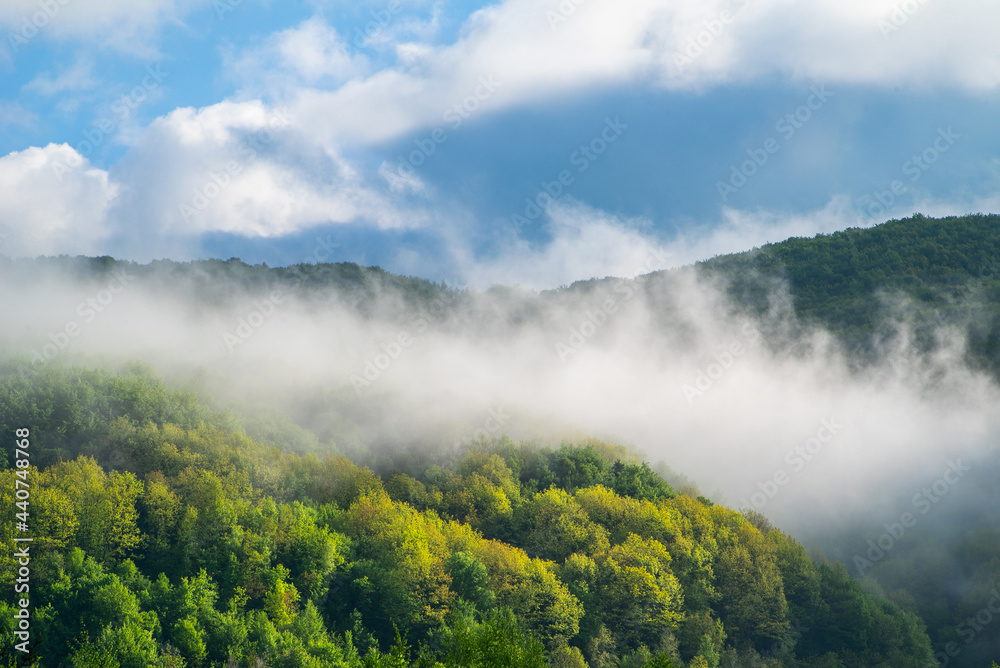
[3,224,998,542]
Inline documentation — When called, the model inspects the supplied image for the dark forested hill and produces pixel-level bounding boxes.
[4,212,997,373]
[700,213,1000,315]
[691,213,1000,373]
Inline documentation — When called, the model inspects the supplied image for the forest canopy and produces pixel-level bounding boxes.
[0,361,938,667]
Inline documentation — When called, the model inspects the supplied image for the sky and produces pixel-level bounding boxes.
[1,0,999,288]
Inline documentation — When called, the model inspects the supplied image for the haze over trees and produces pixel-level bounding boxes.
[1,213,998,666]
[0,363,938,666]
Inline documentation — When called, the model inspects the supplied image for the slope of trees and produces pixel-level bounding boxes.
[3,213,997,376]
[0,362,939,667]
[691,213,1000,374]
[2,214,999,665]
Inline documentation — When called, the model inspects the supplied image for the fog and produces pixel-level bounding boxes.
[1,255,998,549]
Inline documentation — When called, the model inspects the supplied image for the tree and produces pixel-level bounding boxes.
[708,514,790,650]
[516,488,609,562]
[597,534,684,651]
[445,552,496,612]
[432,608,547,668]
[49,458,144,564]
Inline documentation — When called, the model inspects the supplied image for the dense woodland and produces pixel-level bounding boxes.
[1,213,999,666]
[694,213,1000,376]
[1,363,939,667]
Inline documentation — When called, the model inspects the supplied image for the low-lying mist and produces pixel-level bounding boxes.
[1,254,998,549]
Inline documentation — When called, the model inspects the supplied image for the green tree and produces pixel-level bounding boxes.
[445,552,496,612]
[432,608,547,668]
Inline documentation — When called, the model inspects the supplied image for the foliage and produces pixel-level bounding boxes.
[0,305,961,668]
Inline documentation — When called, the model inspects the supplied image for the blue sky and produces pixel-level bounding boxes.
[1,0,999,288]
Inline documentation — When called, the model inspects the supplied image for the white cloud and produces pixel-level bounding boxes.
[0,98,436,260]
[3,0,999,121]
[378,159,427,194]
[361,4,443,50]
[282,18,366,82]
[0,0,211,55]
[673,197,872,262]
[0,144,117,256]
[660,0,1000,91]
[23,55,98,95]
[0,101,37,129]
[281,0,1000,150]
[450,200,674,289]
[5,0,999,269]
[291,0,656,147]
[448,196,900,290]
[225,17,369,94]
[115,100,422,238]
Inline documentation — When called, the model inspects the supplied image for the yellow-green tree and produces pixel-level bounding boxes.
[597,534,684,651]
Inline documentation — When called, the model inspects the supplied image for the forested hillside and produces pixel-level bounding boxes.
[3,213,997,376]
[0,363,936,667]
[692,213,1000,374]
[2,213,999,667]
